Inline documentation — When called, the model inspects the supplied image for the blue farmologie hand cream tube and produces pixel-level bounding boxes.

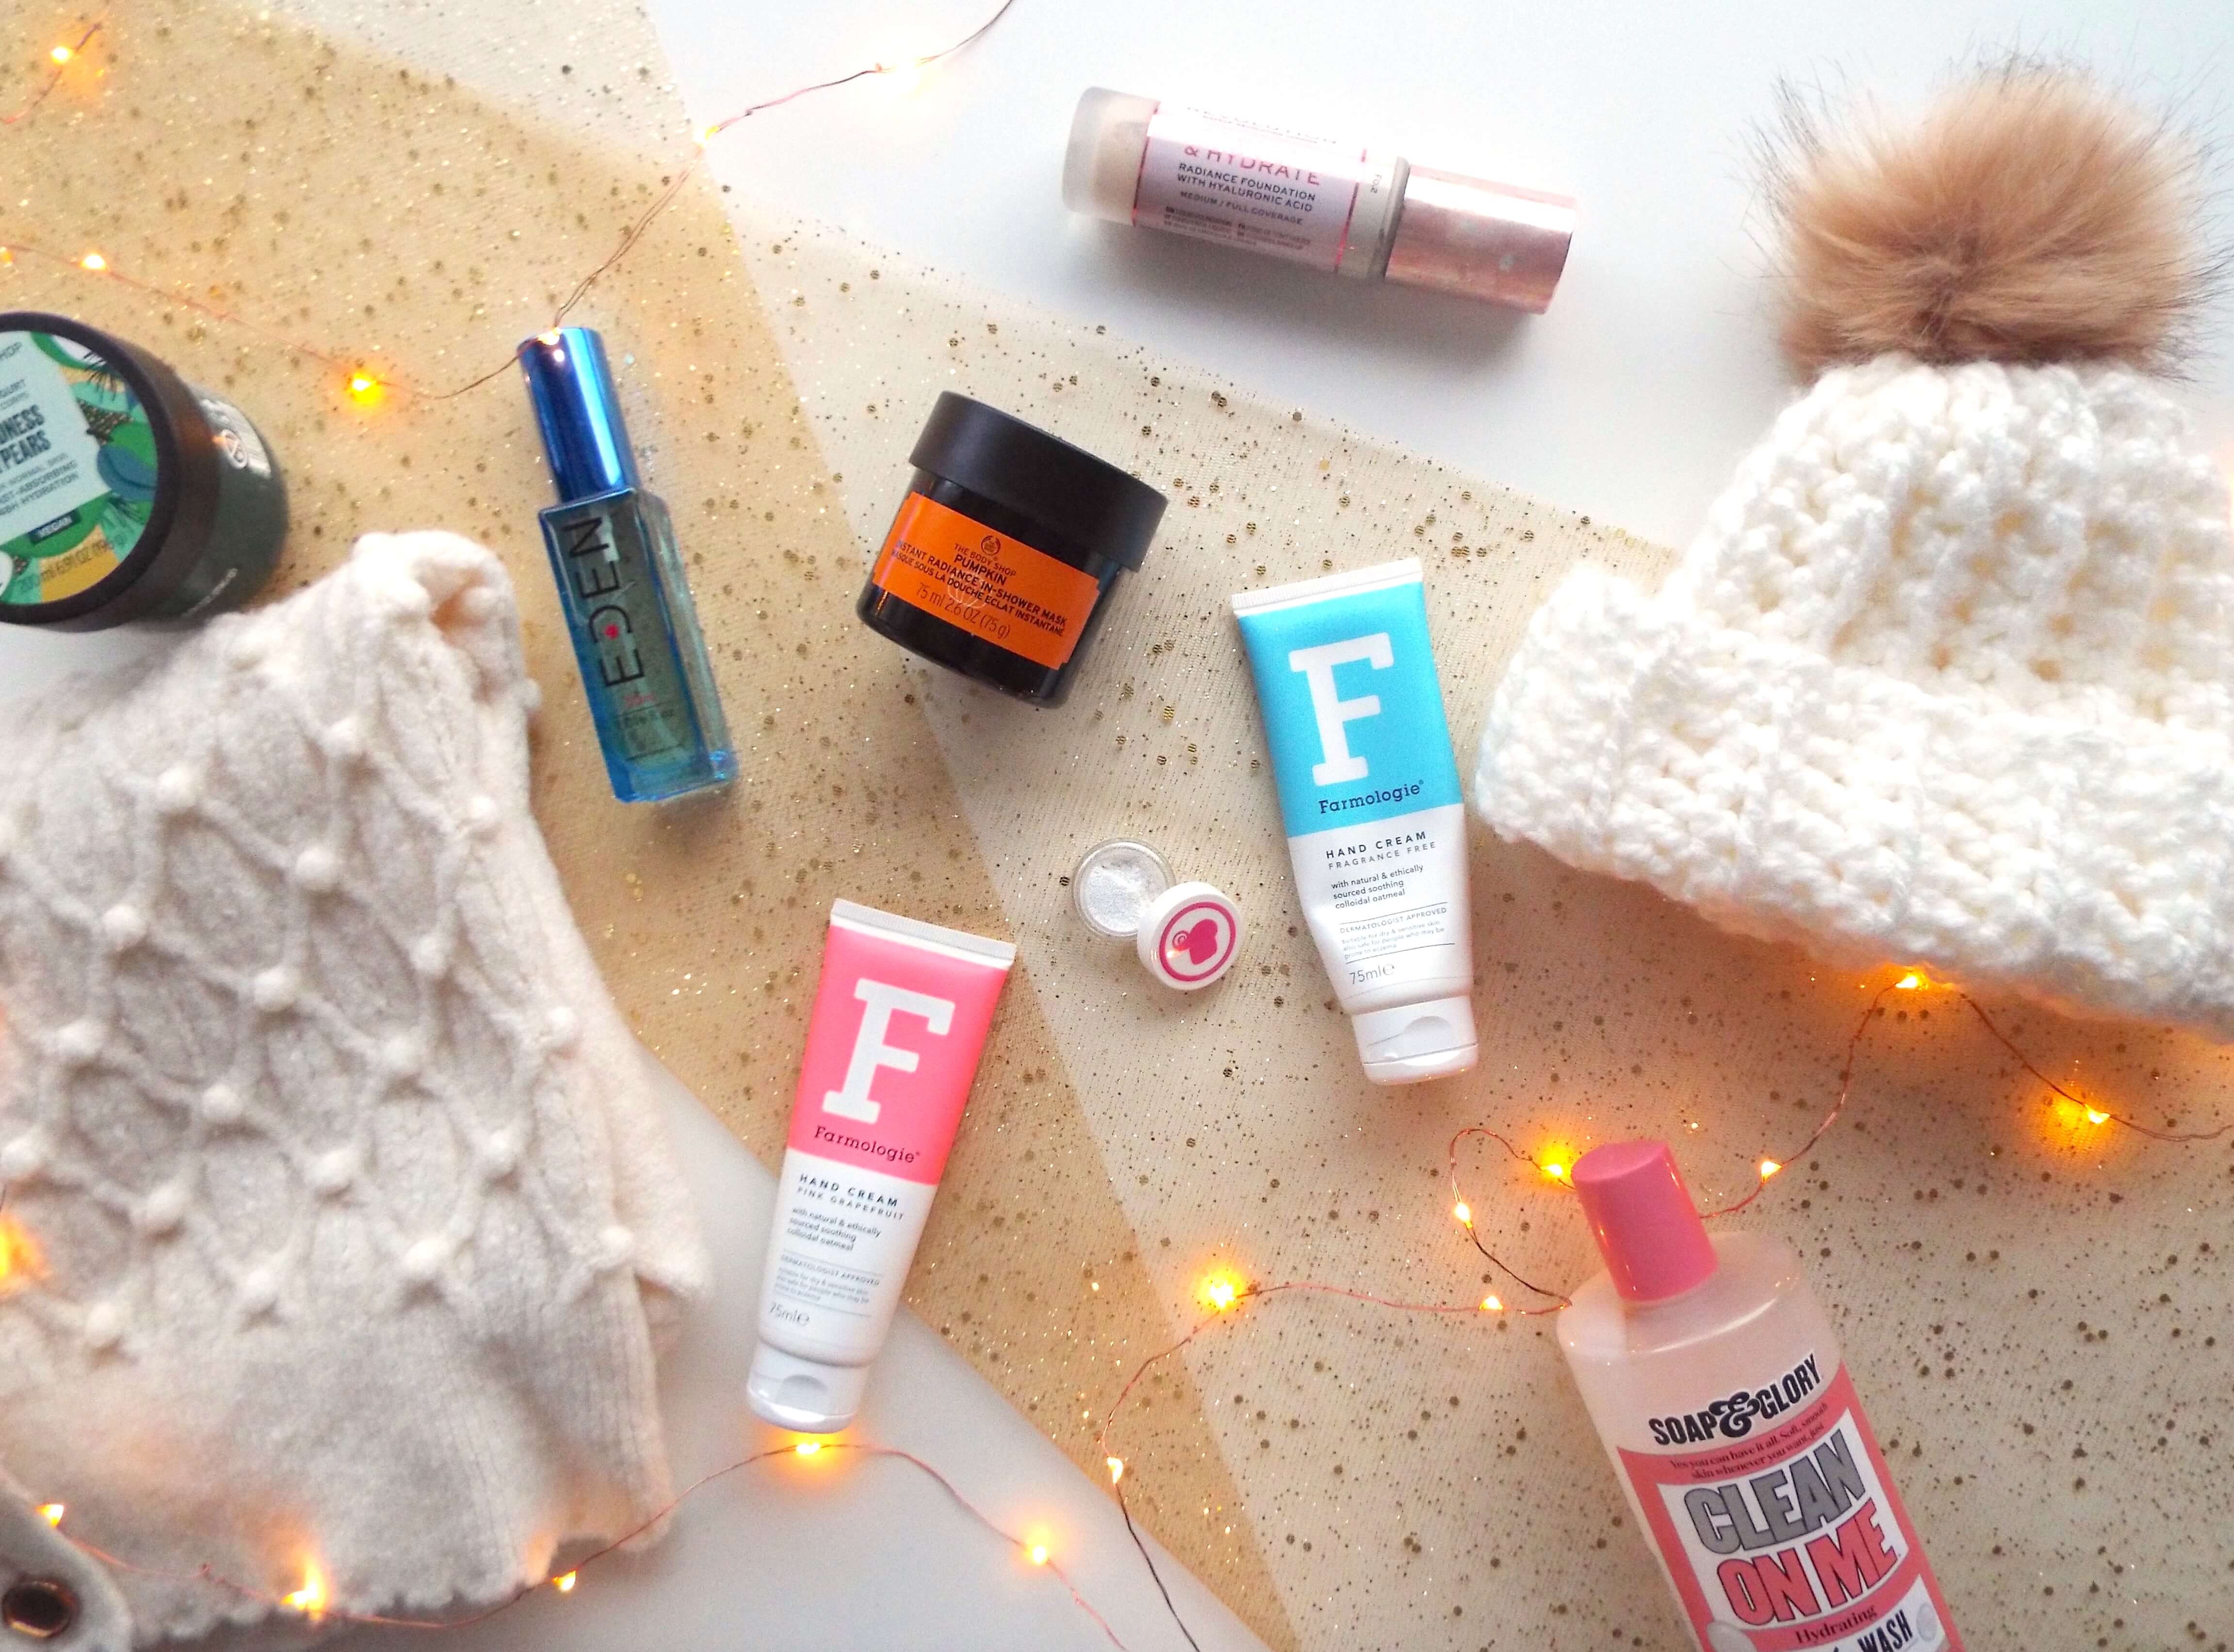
[1232,558,1476,1083]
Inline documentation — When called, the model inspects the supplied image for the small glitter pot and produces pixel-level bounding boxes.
[1074,839,1174,938]
[857,393,1166,706]
[1072,839,1242,991]
[0,312,285,629]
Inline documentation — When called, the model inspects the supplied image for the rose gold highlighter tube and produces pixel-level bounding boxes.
[1062,88,1575,311]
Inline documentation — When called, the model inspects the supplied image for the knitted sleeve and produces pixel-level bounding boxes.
[0,531,707,1641]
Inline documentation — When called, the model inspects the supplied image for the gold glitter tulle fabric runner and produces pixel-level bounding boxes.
[0,3,1287,1640]
[11,6,2233,1646]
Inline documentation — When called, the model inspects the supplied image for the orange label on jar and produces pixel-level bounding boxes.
[870,494,1102,670]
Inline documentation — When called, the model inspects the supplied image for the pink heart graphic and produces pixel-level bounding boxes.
[1173,918,1221,966]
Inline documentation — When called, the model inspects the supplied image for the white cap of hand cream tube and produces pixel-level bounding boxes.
[1352,995,1478,1085]
[747,1343,871,1434]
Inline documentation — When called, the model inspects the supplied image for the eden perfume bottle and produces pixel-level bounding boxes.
[518,327,733,802]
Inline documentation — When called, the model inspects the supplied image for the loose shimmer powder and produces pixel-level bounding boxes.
[1073,839,1173,938]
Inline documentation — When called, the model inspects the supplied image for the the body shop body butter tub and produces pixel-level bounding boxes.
[0,312,286,630]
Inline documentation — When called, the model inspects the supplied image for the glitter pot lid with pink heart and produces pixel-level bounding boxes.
[1072,839,1241,990]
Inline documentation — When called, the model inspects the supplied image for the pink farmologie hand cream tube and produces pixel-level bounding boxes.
[747,900,1015,1433]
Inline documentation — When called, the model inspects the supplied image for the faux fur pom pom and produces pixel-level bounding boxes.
[1771,66,2213,377]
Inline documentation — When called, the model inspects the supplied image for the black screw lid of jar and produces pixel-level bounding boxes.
[910,392,1165,567]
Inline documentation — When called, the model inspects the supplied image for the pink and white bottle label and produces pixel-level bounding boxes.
[1619,1360,1961,1652]
[787,912,1011,1186]
[1133,105,1384,271]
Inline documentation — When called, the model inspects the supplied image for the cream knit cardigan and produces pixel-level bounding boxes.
[0,533,706,1644]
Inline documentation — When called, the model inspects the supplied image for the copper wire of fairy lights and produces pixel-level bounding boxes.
[1086,969,2229,1643]
[0,20,101,124]
[18,927,2187,1643]
[0,2,1017,400]
[60,1441,1127,1645]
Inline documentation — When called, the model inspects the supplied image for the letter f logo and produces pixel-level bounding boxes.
[1288,633,1393,785]
[823,979,956,1123]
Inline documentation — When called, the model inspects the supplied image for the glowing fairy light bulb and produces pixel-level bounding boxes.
[1105,1457,1125,1484]
[1028,1543,1050,1566]
[1758,1159,1782,1180]
[79,251,105,272]
[2048,1096,2109,1135]
[793,1439,823,1457]
[1451,1201,1472,1226]
[284,1561,327,1619]
[50,44,73,64]
[346,373,383,405]
[1895,972,1923,990]
[552,1571,578,1594]
[1199,1272,1241,1311]
[1480,1295,1503,1313]
[0,1215,45,1288]
[37,1504,63,1528]
[1537,1141,1577,1184]
[878,56,927,94]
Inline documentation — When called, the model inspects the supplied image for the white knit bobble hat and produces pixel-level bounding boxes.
[1474,71,2234,1037]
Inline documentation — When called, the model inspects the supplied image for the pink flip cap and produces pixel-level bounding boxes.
[1570,1140,1719,1303]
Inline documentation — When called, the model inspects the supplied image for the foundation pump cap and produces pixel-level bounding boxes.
[1351,995,1478,1085]
[1569,1140,1719,1304]
[1386,170,1575,313]
[746,1343,870,1434]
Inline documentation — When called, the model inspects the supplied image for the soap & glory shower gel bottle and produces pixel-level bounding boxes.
[1557,1141,1960,1652]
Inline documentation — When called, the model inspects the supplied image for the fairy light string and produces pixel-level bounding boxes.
[54,1440,1129,1646]
[1959,989,2234,1143]
[1090,966,2229,1647]
[551,0,1018,334]
[0,1,1018,400]
[4,963,2224,1643]
[1,19,101,125]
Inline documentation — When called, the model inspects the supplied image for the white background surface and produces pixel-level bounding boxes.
[656,0,2234,553]
[8,2,2234,1648]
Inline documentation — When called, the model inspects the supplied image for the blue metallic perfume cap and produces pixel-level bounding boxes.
[518,326,639,503]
